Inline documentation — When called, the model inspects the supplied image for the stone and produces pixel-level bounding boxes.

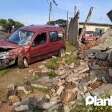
[28,69,34,74]
[61,85,78,104]
[14,104,29,112]
[31,84,48,90]
[56,86,65,96]
[52,56,57,59]
[69,63,75,69]
[66,52,71,55]
[17,86,31,95]
[8,95,20,105]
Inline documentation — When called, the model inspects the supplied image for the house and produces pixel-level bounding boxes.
[79,22,112,34]
[0,25,3,31]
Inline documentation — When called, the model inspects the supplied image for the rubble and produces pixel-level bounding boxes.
[3,42,112,112]
[1,59,92,112]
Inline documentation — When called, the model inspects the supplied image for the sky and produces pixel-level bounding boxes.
[0,0,111,25]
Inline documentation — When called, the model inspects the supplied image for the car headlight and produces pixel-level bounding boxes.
[0,52,9,59]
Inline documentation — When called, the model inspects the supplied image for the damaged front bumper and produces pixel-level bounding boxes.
[0,48,17,68]
[0,58,15,69]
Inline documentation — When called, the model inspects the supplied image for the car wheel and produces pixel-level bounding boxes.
[58,48,65,57]
[18,57,29,68]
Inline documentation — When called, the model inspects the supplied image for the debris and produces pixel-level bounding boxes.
[56,86,65,96]
[14,104,29,112]
[17,86,31,95]
[31,84,48,90]
[7,84,21,105]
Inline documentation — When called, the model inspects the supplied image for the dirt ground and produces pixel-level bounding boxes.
[0,60,47,101]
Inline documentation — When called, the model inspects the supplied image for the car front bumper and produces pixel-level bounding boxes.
[0,58,15,69]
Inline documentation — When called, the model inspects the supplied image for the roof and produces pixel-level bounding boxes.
[20,25,61,32]
[79,22,112,27]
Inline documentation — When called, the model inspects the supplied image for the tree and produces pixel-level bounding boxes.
[14,21,24,29]
[0,19,8,29]
[8,18,15,26]
[47,19,67,27]
[0,18,24,31]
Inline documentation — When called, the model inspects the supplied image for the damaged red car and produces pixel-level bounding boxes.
[0,25,65,68]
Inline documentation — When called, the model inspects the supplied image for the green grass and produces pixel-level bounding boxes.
[33,86,49,94]
[0,69,9,76]
[66,41,76,52]
[48,70,58,79]
[64,53,80,65]
[45,57,60,70]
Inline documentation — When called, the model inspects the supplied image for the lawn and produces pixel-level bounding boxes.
[0,69,9,76]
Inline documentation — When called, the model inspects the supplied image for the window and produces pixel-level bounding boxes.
[49,31,64,42]
[49,32,58,42]
[8,30,34,45]
[34,33,47,46]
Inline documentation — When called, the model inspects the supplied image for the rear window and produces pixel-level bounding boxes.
[49,31,63,42]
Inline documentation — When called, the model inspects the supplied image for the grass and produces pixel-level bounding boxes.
[33,86,49,94]
[66,41,76,52]
[64,53,80,65]
[48,70,58,79]
[45,57,60,70]
[0,69,9,76]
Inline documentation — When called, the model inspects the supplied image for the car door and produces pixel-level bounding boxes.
[49,31,64,55]
[30,32,49,62]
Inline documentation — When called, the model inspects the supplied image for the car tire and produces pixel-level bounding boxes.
[58,48,65,57]
[18,57,29,68]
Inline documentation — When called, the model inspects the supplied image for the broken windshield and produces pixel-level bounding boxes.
[8,30,34,45]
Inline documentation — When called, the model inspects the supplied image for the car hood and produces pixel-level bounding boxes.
[0,39,19,49]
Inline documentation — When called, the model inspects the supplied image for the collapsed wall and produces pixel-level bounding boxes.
[87,29,112,83]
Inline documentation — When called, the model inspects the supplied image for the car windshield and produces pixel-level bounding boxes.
[8,30,34,45]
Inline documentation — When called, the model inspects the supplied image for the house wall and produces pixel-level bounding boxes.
[79,24,111,32]
[0,26,3,30]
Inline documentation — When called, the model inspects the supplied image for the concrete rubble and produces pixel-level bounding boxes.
[87,29,112,83]
[0,58,91,112]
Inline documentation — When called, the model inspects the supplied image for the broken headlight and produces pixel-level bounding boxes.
[0,52,9,59]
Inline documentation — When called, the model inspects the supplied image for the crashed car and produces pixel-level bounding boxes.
[0,25,65,68]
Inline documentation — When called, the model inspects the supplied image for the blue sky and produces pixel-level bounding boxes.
[0,0,111,25]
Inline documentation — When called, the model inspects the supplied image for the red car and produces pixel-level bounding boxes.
[81,31,98,43]
[0,25,65,68]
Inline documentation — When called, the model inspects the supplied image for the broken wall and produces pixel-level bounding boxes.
[68,12,79,48]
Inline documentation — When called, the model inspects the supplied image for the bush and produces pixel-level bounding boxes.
[45,58,60,70]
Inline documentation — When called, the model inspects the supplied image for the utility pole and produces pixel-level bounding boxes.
[49,1,52,22]
[66,11,69,40]
[47,0,58,23]
[74,6,77,17]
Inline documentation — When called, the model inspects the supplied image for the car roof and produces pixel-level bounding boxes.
[20,25,62,32]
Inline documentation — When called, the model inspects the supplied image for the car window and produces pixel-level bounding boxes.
[8,30,34,45]
[49,32,58,42]
[34,33,47,46]
[49,32,62,42]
